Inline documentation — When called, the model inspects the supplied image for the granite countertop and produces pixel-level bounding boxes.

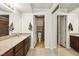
[70,33,79,37]
[0,33,31,55]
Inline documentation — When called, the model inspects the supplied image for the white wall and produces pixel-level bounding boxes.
[9,9,22,35]
[45,13,52,48]
[21,13,33,33]
[21,4,59,49]
[49,4,60,49]
[32,16,37,48]
[0,8,22,34]
[66,14,79,48]
[33,11,56,49]
[67,14,79,33]
[0,3,59,49]
[0,10,10,15]
[57,8,79,48]
[21,11,58,49]
[50,14,58,48]
[45,13,57,48]
[65,7,79,48]
[70,7,79,32]
[21,12,54,48]
[22,13,32,48]
[57,14,79,48]
[21,13,37,48]
[0,9,22,35]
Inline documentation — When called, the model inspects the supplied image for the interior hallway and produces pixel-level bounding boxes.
[27,46,79,56]
[35,39,45,48]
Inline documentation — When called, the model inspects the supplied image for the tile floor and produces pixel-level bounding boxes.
[27,47,79,56]
[28,40,79,56]
[27,48,56,56]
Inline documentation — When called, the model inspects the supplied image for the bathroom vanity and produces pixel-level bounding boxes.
[70,34,79,52]
[0,33,31,56]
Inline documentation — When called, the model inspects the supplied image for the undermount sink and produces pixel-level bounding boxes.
[0,34,18,41]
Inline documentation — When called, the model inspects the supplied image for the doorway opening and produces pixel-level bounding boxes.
[34,15,45,48]
[57,15,67,48]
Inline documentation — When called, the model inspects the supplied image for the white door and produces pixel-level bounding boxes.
[32,16,37,48]
[60,15,66,47]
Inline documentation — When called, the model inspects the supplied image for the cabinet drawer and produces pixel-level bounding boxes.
[15,48,24,56]
[2,48,14,56]
[24,36,31,55]
[14,41,24,53]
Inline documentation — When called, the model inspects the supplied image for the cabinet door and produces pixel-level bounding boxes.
[76,38,79,51]
[24,36,31,55]
[70,36,73,48]
[27,36,31,51]
[14,41,24,53]
[70,36,79,52]
[2,48,14,56]
[15,48,24,56]
[70,36,76,48]
[24,38,28,55]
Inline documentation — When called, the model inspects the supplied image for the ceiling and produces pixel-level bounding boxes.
[31,3,52,9]
[15,3,79,13]
[59,3,79,12]
[14,3,53,13]
[1,3,79,13]
[14,3,32,13]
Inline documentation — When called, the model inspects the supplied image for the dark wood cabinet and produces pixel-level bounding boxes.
[2,48,14,56]
[24,36,31,55]
[70,36,79,52]
[14,41,24,56]
[0,20,9,37]
[14,41,24,53]
[2,36,31,56]
[15,47,24,56]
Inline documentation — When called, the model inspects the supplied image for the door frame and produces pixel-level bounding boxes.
[57,15,67,48]
[33,15,45,48]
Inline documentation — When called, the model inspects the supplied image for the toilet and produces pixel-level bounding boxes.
[38,32,42,42]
